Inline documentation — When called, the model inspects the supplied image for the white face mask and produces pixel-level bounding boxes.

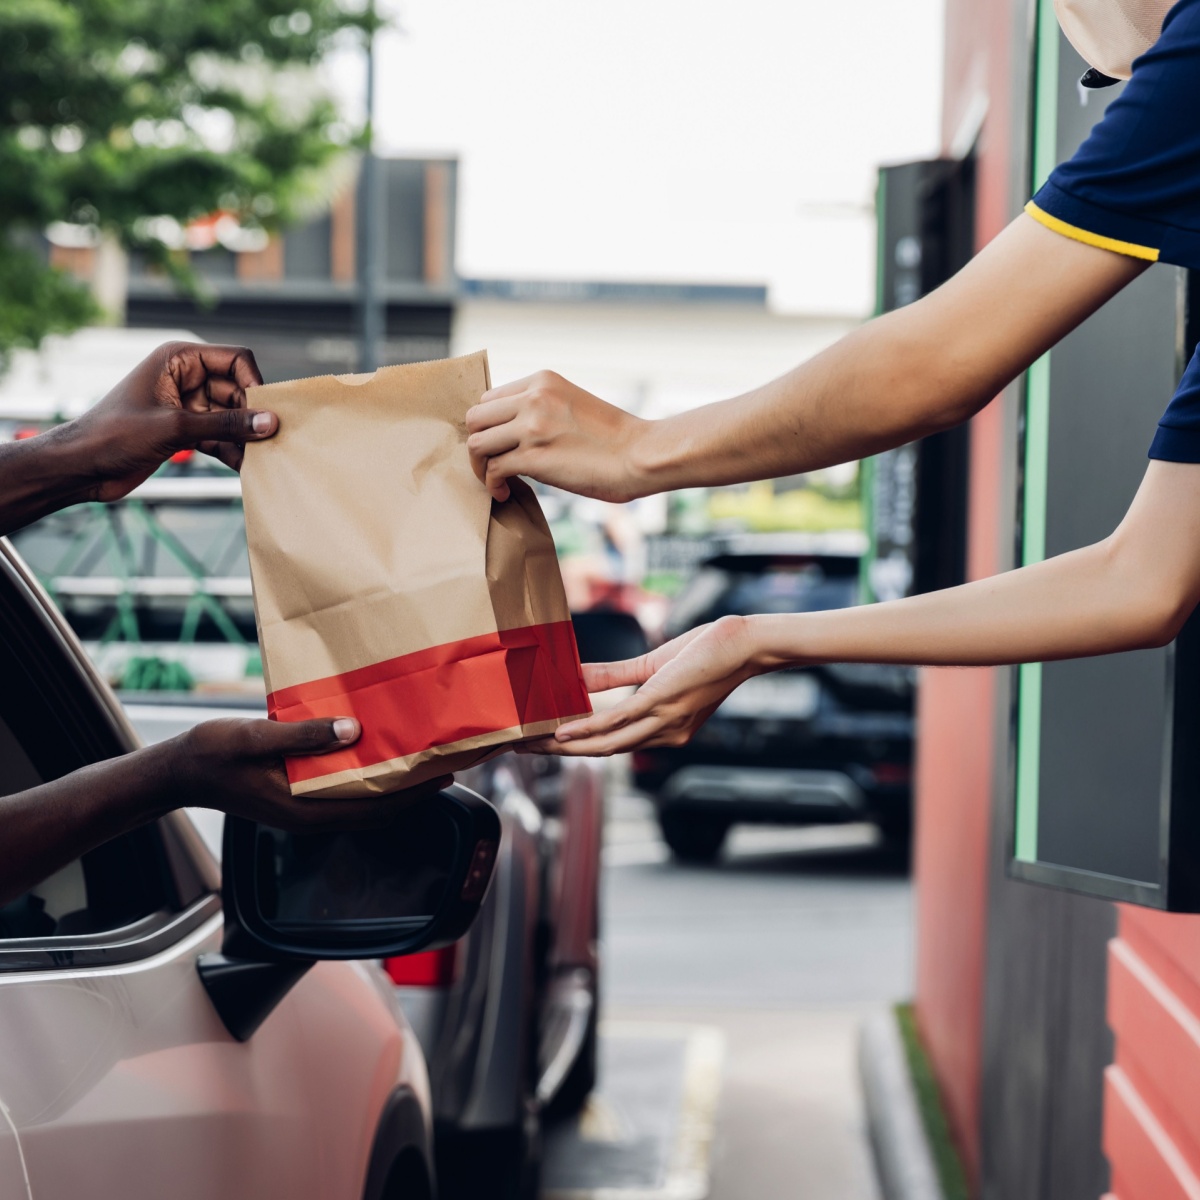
[1054,0,1174,81]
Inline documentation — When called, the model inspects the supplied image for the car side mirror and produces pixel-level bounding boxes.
[571,609,650,664]
[198,783,500,1040]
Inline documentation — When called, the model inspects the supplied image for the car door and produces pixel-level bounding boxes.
[0,544,332,1200]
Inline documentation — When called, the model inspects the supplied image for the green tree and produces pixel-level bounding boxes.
[0,0,377,361]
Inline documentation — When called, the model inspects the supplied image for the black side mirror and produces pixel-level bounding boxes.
[199,784,500,1039]
[571,609,650,665]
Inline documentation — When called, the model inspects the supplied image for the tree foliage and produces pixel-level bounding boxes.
[0,0,378,359]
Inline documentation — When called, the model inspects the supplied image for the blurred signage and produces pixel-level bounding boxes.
[868,444,917,603]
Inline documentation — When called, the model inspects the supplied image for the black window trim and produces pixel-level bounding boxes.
[0,893,221,973]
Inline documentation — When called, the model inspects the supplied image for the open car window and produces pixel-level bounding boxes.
[0,544,212,952]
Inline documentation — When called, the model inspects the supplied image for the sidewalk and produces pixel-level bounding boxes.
[700,1008,881,1200]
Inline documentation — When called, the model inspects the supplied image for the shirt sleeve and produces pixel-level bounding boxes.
[1150,345,1200,462]
[1026,0,1200,271]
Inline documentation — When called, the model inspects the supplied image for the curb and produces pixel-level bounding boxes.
[858,1010,945,1200]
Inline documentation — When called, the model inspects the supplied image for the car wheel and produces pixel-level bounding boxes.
[436,1103,541,1200]
[547,985,599,1118]
[875,803,913,850]
[658,808,729,864]
[437,965,543,1200]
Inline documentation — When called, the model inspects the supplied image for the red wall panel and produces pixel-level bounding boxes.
[1106,909,1200,1200]
[913,0,1017,1184]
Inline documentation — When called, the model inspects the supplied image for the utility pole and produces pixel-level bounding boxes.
[357,4,384,373]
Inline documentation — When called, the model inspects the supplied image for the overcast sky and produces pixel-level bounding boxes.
[330,0,945,315]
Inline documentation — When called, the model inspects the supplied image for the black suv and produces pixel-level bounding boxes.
[634,536,915,863]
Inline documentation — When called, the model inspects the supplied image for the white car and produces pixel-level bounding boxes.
[0,540,500,1200]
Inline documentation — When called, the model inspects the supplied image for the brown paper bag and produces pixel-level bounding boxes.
[240,350,591,798]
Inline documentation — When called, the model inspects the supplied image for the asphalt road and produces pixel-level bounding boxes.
[544,792,914,1200]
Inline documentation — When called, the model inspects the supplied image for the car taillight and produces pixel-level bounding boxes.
[385,943,460,988]
[13,428,40,441]
[872,763,912,786]
[170,448,195,463]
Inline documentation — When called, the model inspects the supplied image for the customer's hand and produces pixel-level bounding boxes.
[168,717,451,832]
[69,341,277,500]
[522,616,761,757]
[466,371,649,503]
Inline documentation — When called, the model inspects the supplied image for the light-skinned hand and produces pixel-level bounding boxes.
[519,615,760,757]
[466,370,648,503]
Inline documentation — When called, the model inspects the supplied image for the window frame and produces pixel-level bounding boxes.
[0,538,221,970]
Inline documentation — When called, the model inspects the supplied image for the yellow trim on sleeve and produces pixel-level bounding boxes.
[1025,201,1159,262]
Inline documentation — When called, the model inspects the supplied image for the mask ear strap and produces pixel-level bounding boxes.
[1079,67,1121,88]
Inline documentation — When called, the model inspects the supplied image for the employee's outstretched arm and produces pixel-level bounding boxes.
[467,214,1146,502]
[522,460,1200,756]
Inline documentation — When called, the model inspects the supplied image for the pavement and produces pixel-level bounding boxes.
[543,792,914,1199]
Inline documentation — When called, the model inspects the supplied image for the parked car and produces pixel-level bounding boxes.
[633,535,915,863]
[13,431,628,1200]
[388,749,601,1200]
[0,537,501,1200]
[386,608,646,1200]
[130,611,639,1200]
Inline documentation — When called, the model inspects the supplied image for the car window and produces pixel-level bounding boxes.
[0,709,176,941]
[0,555,186,943]
[665,562,858,637]
[723,568,857,616]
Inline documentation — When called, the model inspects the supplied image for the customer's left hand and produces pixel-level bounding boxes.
[521,616,760,757]
[68,341,276,500]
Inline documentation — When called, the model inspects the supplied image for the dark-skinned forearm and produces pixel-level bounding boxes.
[0,740,178,905]
[0,422,101,536]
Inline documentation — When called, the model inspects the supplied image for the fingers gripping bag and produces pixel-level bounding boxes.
[241,350,591,798]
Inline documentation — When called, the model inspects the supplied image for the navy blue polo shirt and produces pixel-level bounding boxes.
[1024,0,1200,462]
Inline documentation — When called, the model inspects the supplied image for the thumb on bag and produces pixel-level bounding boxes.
[177,407,278,448]
[260,717,361,758]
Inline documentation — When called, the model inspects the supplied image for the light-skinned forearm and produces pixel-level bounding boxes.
[630,216,1147,495]
[750,543,1175,672]
[749,460,1200,669]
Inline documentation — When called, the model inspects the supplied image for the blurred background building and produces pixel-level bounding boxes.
[47,157,458,381]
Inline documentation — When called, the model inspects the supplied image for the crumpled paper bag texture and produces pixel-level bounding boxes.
[241,350,590,798]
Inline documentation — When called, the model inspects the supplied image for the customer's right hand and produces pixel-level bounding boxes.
[168,717,450,831]
[73,341,275,500]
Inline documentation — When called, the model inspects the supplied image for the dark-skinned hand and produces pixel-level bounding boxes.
[67,340,275,500]
[169,717,452,833]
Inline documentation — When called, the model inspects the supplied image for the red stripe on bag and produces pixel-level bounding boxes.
[267,620,590,784]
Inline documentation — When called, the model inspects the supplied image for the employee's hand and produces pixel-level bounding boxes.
[523,616,760,757]
[466,371,649,503]
[70,340,277,500]
[169,717,451,832]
